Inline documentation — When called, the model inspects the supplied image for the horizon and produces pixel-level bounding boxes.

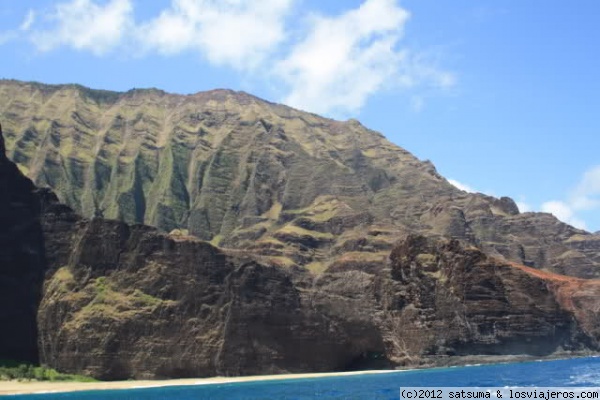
[1,0,598,232]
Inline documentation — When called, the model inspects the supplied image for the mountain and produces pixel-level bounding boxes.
[1,79,599,279]
[1,125,600,380]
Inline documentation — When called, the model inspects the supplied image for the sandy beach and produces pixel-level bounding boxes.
[0,370,399,396]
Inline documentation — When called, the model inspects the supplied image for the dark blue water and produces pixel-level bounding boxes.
[6,357,600,399]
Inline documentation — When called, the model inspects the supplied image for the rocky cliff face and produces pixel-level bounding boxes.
[1,80,599,278]
[2,139,600,377]
[37,204,371,379]
[35,218,600,379]
[0,124,46,363]
[29,189,600,377]
[378,235,600,362]
[35,180,392,379]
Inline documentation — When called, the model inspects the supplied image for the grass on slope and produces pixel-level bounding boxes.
[276,224,334,240]
[73,276,165,322]
[47,269,170,328]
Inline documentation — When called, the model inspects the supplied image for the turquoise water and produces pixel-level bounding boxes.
[7,357,600,399]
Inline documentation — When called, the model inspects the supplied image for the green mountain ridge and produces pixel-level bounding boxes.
[4,82,600,380]
[1,79,599,278]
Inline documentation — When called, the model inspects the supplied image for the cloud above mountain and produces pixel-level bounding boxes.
[449,166,600,232]
[541,165,600,231]
[136,0,294,69]
[6,0,454,116]
[448,179,475,193]
[276,0,408,114]
[30,0,133,55]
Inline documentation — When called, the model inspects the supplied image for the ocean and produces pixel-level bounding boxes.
[7,357,600,399]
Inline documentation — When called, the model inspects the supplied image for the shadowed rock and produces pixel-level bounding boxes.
[0,124,46,363]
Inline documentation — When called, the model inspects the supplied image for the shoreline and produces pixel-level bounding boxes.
[0,369,399,396]
[1,353,596,396]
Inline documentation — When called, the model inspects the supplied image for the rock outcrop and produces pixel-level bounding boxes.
[379,235,600,363]
[1,80,599,278]
[35,221,600,378]
[37,206,371,379]
[0,124,46,363]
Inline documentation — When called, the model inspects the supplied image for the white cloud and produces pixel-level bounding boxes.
[397,52,457,90]
[275,0,455,115]
[15,0,454,116]
[515,201,531,213]
[136,0,294,69]
[20,10,35,31]
[536,165,600,231]
[448,179,475,193]
[448,179,534,215]
[541,200,587,230]
[410,96,425,112]
[30,0,133,56]
[448,166,599,230]
[570,165,600,211]
[0,31,16,45]
[0,9,35,45]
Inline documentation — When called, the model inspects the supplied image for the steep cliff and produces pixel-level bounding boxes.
[378,235,600,363]
[36,178,391,379]
[0,124,46,363]
[1,80,599,278]
[2,138,600,377]
[36,221,600,379]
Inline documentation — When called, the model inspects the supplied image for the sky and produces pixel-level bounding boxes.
[0,0,599,232]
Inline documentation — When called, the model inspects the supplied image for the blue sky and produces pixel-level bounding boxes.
[1,0,599,232]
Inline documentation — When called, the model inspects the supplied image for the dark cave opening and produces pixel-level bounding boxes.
[343,351,393,371]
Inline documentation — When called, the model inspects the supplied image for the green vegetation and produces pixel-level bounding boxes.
[416,253,437,268]
[0,360,95,382]
[57,274,170,329]
[74,84,121,104]
[253,237,286,247]
[277,224,334,240]
[263,202,282,220]
[5,79,593,279]
[84,276,164,310]
[306,261,328,274]
[283,196,341,218]
[338,251,388,263]
[210,234,223,246]
[260,255,296,268]
[45,267,76,295]
[423,269,448,283]
[566,234,591,242]
[169,228,190,236]
[15,163,29,176]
